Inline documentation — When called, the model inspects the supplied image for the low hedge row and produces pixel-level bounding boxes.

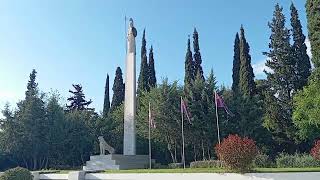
[276,153,320,168]
[190,160,223,168]
[0,167,33,180]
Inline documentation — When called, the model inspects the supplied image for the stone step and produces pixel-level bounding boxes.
[90,155,112,161]
[84,163,120,171]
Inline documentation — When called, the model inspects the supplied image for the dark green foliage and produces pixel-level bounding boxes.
[293,73,320,141]
[148,46,157,88]
[263,4,297,151]
[232,33,241,93]
[221,90,273,153]
[184,38,194,87]
[239,26,256,96]
[137,79,183,163]
[25,69,38,99]
[184,71,217,161]
[0,167,32,180]
[290,3,311,90]
[103,74,110,117]
[306,0,320,68]
[193,28,204,80]
[111,67,125,111]
[67,84,93,111]
[138,29,150,94]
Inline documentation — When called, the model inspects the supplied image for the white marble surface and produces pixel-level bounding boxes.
[123,19,137,156]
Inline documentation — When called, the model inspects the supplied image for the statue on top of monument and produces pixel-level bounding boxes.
[127,18,137,53]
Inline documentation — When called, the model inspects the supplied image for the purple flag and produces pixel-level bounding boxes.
[215,92,234,116]
[181,97,192,124]
[149,103,156,128]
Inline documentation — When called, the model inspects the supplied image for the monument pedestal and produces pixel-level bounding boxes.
[83,154,151,171]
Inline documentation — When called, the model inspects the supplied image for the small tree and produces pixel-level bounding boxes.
[215,134,258,171]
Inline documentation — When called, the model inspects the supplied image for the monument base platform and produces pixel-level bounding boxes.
[83,154,152,171]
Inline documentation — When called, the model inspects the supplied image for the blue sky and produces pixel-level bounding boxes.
[0,0,310,113]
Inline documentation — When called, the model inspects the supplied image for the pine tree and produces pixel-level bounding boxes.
[232,33,241,93]
[67,84,93,111]
[138,29,150,94]
[148,45,157,88]
[25,69,38,99]
[103,74,110,117]
[184,38,194,86]
[263,4,297,152]
[306,0,320,68]
[290,3,311,90]
[193,28,204,80]
[239,25,256,96]
[111,67,125,111]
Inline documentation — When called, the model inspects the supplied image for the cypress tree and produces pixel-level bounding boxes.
[138,29,150,94]
[232,33,241,93]
[111,67,125,111]
[148,45,157,88]
[239,25,256,96]
[263,4,297,152]
[306,0,320,68]
[290,3,311,90]
[103,74,110,117]
[184,38,194,86]
[193,28,204,80]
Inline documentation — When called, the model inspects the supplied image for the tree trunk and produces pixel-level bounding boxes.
[193,145,197,161]
[201,140,205,160]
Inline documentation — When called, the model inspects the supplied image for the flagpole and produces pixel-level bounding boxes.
[181,97,186,169]
[215,91,221,146]
[148,102,152,169]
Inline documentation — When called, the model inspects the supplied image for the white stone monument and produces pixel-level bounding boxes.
[83,18,150,171]
[123,18,137,155]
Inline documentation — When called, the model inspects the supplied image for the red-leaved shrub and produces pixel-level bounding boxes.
[215,134,258,171]
[311,140,320,160]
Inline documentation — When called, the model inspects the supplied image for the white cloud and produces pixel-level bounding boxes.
[305,37,312,58]
[252,59,271,77]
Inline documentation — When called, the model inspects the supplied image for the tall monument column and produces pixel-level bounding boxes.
[123,18,137,155]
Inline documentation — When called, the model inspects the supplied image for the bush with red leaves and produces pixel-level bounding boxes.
[215,134,258,171]
[311,140,320,160]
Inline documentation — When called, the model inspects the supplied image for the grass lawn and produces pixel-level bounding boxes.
[104,167,320,173]
[39,167,320,174]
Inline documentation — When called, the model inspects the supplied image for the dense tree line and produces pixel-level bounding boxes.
[0,1,319,170]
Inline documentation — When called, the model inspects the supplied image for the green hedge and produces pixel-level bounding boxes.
[0,167,33,180]
[168,163,183,169]
[253,154,274,168]
[190,160,223,168]
[276,153,320,168]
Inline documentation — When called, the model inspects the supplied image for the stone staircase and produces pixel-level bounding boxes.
[83,154,151,171]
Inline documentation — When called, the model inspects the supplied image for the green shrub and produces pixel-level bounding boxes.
[190,160,223,168]
[0,167,33,180]
[253,153,274,168]
[168,163,183,169]
[276,153,320,168]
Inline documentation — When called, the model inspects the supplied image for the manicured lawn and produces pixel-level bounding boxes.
[254,167,320,173]
[104,167,320,173]
[38,167,320,174]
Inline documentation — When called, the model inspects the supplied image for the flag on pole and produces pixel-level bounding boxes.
[181,97,192,124]
[149,102,156,128]
[214,92,234,116]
